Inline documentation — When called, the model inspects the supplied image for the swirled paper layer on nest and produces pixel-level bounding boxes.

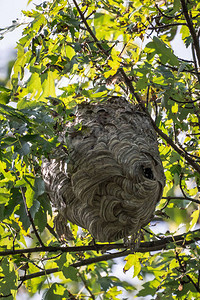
[42,97,165,242]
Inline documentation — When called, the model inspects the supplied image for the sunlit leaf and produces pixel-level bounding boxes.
[189,209,200,231]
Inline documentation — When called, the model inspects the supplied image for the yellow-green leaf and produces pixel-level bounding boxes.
[124,254,141,278]
[171,102,178,113]
[189,209,200,230]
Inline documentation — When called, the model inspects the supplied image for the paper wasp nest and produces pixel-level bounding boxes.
[42,97,165,242]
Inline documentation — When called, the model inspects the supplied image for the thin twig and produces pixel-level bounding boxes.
[158,61,200,76]
[169,95,200,104]
[176,251,200,292]
[20,187,45,247]
[147,23,187,30]
[179,174,188,199]
[191,43,200,84]
[198,270,200,288]
[146,86,150,107]
[85,10,96,20]
[46,223,59,239]
[72,0,107,55]
[17,228,200,283]
[119,68,145,108]
[155,3,182,19]
[79,272,96,300]
[162,196,200,205]
[0,293,12,298]
[150,118,200,174]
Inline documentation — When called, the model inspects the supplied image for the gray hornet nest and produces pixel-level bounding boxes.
[42,97,165,242]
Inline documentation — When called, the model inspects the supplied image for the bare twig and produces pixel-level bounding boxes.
[169,95,200,104]
[177,141,200,162]
[85,10,96,20]
[159,62,200,76]
[0,293,12,298]
[179,173,188,199]
[148,23,187,30]
[188,84,200,129]
[176,251,200,292]
[72,0,107,55]
[146,86,150,107]
[46,223,59,239]
[118,42,128,58]
[155,3,182,19]
[79,272,95,300]
[162,196,200,205]
[119,68,145,108]
[191,43,200,84]
[20,187,45,247]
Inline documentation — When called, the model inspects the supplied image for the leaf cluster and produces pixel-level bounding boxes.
[0,0,200,299]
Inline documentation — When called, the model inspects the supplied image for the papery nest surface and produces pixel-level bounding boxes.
[42,97,165,242]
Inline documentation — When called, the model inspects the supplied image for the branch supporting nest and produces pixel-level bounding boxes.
[11,228,200,283]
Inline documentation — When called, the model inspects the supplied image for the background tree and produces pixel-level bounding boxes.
[0,0,200,299]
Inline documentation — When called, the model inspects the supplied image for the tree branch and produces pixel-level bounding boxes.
[150,118,200,174]
[155,3,182,19]
[176,251,200,292]
[17,228,200,283]
[72,0,108,55]
[1,229,200,259]
[180,0,200,67]
[191,43,200,84]
[162,196,200,205]
[71,0,200,174]
[147,23,187,30]
[0,243,126,257]
[159,62,200,76]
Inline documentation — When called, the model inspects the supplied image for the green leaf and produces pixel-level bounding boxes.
[0,88,11,104]
[40,71,56,101]
[62,266,78,281]
[189,209,200,231]
[25,178,35,209]
[0,258,18,298]
[124,254,141,278]
[29,199,40,219]
[145,36,179,66]
[0,188,10,204]
[137,279,160,297]
[43,283,69,300]
[56,253,69,269]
